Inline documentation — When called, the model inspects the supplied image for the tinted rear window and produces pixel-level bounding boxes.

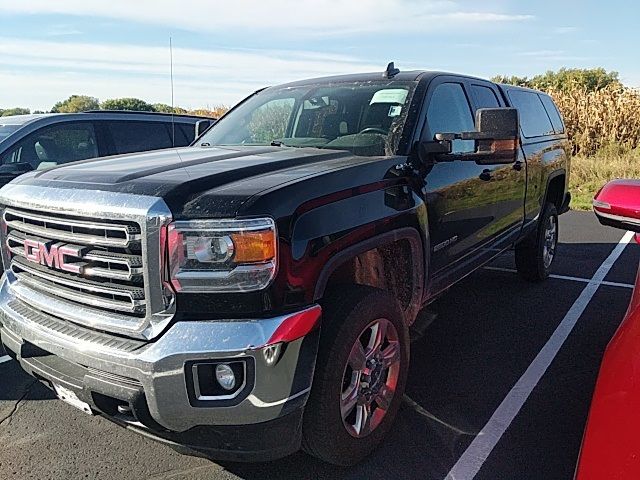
[507,90,554,138]
[539,95,565,134]
[107,121,173,154]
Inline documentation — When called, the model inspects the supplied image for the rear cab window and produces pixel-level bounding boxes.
[539,95,565,134]
[507,90,555,139]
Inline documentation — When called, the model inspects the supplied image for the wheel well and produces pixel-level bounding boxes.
[546,174,566,208]
[320,239,418,323]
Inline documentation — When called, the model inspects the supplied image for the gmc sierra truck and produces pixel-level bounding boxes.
[0,65,570,466]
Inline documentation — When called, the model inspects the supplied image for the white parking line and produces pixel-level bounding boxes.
[447,231,635,480]
[483,266,635,289]
[0,355,11,364]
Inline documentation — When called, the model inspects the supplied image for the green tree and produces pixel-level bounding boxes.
[493,68,620,92]
[152,103,187,114]
[530,68,619,92]
[101,97,154,112]
[51,95,100,113]
[1,107,31,116]
[491,75,531,87]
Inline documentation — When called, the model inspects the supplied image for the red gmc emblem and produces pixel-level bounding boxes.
[23,239,82,274]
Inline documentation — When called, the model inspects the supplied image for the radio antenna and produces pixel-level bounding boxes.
[170,36,175,147]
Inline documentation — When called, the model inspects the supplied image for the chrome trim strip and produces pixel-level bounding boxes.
[246,387,312,408]
[14,271,144,314]
[12,258,144,301]
[9,276,143,333]
[4,208,140,248]
[595,209,640,226]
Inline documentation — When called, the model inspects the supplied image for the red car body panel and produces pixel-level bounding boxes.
[575,265,640,479]
[577,179,640,479]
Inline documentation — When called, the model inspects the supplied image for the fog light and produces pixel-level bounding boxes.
[215,363,236,391]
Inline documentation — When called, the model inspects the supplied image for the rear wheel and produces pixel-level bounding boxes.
[515,203,559,281]
[302,286,409,466]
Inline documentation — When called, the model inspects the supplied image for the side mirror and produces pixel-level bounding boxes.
[195,120,212,139]
[593,179,640,233]
[419,108,520,165]
[475,107,519,139]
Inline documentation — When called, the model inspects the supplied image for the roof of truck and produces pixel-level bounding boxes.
[275,70,493,88]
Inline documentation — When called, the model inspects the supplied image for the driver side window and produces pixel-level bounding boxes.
[426,83,475,154]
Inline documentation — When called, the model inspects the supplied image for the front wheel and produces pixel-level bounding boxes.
[515,203,559,281]
[302,286,409,466]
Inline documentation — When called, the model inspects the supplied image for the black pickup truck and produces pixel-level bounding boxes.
[0,65,570,466]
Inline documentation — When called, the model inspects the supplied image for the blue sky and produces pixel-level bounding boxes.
[0,0,638,111]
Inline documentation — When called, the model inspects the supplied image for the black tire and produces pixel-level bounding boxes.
[515,203,559,282]
[302,286,410,466]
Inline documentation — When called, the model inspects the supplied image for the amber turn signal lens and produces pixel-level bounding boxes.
[490,139,517,152]
[231,230,276,263]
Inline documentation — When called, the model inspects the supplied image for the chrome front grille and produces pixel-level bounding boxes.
[4,208,141,248]
[5,208,147,316]
[0,184,175,340]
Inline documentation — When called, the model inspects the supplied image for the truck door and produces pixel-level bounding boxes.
[468,82,526,249]
[421,80,502,276]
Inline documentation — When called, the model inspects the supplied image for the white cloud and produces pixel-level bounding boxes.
[45,24,82,36]
[0,37,382,110]
[555,26,579,34]
[0,0,533,35]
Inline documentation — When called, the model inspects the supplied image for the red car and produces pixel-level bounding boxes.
[575,179,640,479]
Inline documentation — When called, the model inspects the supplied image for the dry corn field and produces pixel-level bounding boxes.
[544,84,640,209]
[547,84,640,156]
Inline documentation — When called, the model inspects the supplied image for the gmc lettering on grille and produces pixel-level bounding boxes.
[23,238,82,274]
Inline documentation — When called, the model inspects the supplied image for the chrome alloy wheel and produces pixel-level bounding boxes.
[340,318,401,438]
[543,214,558,269]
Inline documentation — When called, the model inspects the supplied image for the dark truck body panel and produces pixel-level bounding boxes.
[0,69,570,462]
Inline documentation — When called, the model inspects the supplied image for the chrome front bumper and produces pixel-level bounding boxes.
[0,273,319,432]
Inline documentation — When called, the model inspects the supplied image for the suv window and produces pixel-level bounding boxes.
[426,83,475,153]
[107,121,173,155]
[471,85,501,109]
[539,95,565,134]
[178,123,196,145]
[507,90,554,138]
[0,122,98,170]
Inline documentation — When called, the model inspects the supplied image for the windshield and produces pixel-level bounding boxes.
[199,80,417,157]
[0,124,21,142]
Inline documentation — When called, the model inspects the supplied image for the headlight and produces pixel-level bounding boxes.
[167,218,277,293]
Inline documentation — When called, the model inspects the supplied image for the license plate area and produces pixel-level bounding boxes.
[53,383,94,415]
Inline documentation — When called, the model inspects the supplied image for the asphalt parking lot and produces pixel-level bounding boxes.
[1,210,638,480]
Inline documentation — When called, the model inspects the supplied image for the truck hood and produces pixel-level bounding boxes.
[14,146,359,217]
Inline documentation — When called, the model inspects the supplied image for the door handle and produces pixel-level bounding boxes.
[513,161,523,171]
[479,169,492,181]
